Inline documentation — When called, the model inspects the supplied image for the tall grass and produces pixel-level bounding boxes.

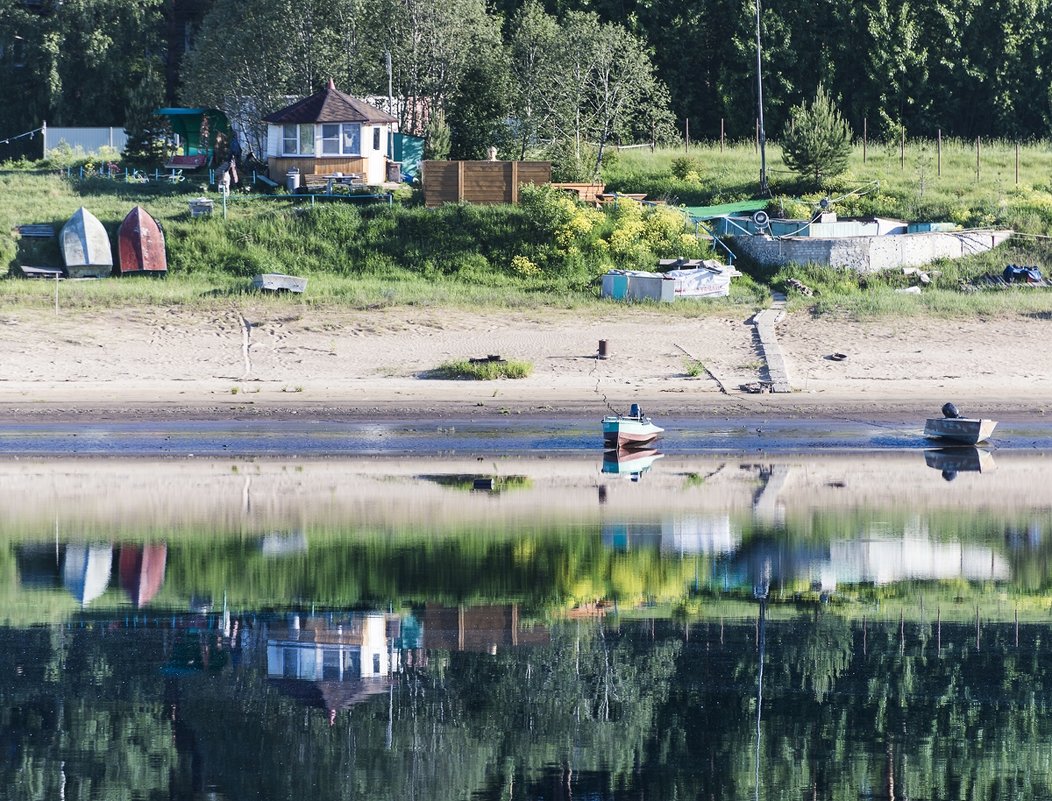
[605,140,1052,234]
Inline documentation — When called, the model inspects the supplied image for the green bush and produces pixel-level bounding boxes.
[427,359,533,380]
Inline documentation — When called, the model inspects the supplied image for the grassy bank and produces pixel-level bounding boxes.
[4,140,1052,318]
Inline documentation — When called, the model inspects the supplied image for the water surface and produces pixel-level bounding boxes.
[3,452,1051,800]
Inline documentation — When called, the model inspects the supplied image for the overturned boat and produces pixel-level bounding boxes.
[60,206,113,278]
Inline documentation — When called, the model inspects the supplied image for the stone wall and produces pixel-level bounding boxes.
[733,230,1014,273]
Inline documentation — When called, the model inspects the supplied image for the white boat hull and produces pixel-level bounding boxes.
[602,416,663,448]
[923,417,997,445]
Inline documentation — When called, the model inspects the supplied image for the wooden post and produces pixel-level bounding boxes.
[510,161,519,204]
[862,118,867,163]
[457,160,465,202]
[1015,140,1019,185]
[976,136,981,182]
[937,129,942,176]
[720,118,725,152]
[900,126,904,169]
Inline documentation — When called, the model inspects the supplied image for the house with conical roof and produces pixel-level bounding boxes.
[263,79,398,186]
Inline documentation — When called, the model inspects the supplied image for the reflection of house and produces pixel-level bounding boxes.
[421,605,549,653]
[265,611,422,713]
[267,613,391,682]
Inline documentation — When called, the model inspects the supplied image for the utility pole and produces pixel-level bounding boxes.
[754,0,769,196]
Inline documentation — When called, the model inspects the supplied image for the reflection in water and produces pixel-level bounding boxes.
[602,447,664,480]
[924,446,996,483]
[61,544,112,606]
[3,454,1052,800]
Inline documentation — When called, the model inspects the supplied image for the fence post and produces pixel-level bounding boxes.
[937,129,942,176]
[457,161,465,202]
[900,126,904,169]
[41,120,47,156]
[862,118,867,163]
[976,136,980,182]
[1015,141,1019,185]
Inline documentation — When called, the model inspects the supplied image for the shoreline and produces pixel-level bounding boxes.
[2,304,1050,425]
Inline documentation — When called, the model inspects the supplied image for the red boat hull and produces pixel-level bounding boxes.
[118,206,167,273]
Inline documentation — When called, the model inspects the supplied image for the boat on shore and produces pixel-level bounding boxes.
[602,404,663,449]
[118,206,167,274]
[60,207,113,278]
[923,416,997,445]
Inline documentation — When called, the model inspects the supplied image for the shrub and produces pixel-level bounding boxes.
[427,359,533,380]
[671,155,702,179]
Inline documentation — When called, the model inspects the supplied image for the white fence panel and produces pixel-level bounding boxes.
[44,127,128,155]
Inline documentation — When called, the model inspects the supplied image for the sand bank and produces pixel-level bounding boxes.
[0,304,1050,422]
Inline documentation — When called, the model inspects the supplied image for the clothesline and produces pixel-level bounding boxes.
[0,126,43,146]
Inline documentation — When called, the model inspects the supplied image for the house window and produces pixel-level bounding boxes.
[373,127,381,151]
[282,123,315,156]
[320,123,361,155]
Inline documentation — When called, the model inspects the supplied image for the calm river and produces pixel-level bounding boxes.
[2,444,1050,800]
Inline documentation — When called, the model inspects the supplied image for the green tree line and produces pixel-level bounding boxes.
[3,0,1049,168]
[4,616,1052,799]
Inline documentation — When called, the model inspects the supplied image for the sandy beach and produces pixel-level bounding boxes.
[0,303,1050,421]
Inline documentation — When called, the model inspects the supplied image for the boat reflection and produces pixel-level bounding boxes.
[602,448,663,480]
[924,446,996,480]
[15,541,168,608]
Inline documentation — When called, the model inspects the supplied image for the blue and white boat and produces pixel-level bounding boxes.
[602,404,663,449]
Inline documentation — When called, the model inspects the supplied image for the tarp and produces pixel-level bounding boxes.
[155,107,231,158]
[602,261,736,302]
[684,199,768,221]
[393,132,425,180]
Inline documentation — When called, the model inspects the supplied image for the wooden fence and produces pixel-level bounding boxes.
[423,160,551,207]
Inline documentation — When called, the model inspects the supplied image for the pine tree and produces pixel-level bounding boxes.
[780,85,852,186]
[122,66,172,166]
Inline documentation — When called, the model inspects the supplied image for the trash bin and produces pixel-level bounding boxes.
[286,168,300,192]
[386,161,402,183]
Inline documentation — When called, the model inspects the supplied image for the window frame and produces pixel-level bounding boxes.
[281,123,316,156]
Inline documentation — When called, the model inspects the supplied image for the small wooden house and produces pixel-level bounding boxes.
[263,79,398,186]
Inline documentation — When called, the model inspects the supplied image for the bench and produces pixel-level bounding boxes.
[299,173,365,192]
[550,182,605,204]
[164,154,207,171]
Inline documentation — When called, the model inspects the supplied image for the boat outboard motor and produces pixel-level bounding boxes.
[630,403,640,418]
[942,402,960,419]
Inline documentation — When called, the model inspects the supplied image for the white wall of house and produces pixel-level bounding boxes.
[265,122,393,184]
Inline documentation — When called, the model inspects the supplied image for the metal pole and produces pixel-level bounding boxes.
[754,0,768,195]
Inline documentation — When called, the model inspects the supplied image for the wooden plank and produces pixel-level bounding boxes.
[457,161,465,202]
[19,265,65,278]
[17,224,55,238]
